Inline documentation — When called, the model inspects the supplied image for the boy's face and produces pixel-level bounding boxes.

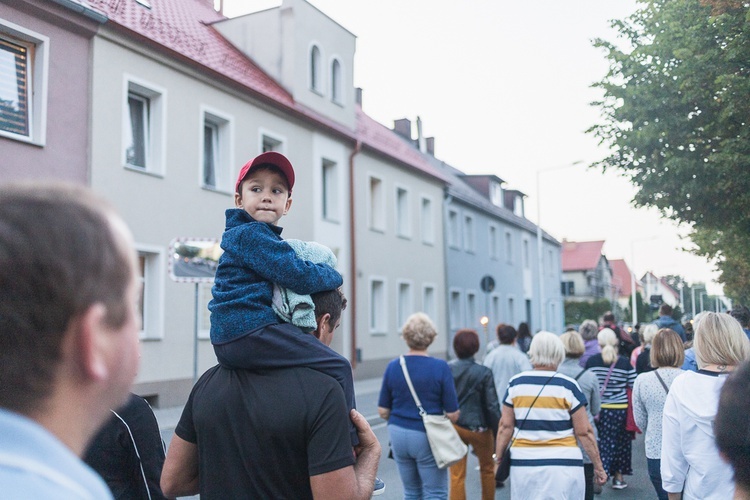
[235,167,292,225]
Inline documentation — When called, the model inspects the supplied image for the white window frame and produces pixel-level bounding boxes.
[259,129,286,154]
[463,214,475,253]
[368,174,385,232]
[466,291,477,328]
[321,157,340,222]
[422,284,437,320]
[123,75,166,176]
[309,43,323,94]
[491,294,501,325]
[505,231,513,264]
[330,57,343,104]
[420,196,435,245]
[447,208,460,249]
[490,181,503,207]
[395,185,411,239]
[507,295,516,326]
[200,106,233,193]
[489,223,499,260]
[0,21,49,145]
[449,289,463,330]
[397,279,414,329]
[369,277,387,334]
[136,244,165,340]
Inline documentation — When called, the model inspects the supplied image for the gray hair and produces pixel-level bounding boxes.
[401,312,437,350]
[641,323,659,345]
[529,331,565,368]
[579,319,599,341]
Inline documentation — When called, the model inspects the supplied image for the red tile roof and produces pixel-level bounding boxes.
[561,240,605,272]
[609,259,633,297]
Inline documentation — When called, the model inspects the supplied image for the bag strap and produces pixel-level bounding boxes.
[600,362,616,396]
[574,368,586,381]
[654,370,670,394]
[507,372,557,449]
[400,355,427,415]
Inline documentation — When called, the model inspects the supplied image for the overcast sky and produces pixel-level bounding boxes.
[223,0,723,295]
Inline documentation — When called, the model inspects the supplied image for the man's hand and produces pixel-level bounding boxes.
[594,465,608,485]
[351,409,381,459]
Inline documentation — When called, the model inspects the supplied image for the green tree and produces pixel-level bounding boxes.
[588,0,750,300]
[564,299,612,326]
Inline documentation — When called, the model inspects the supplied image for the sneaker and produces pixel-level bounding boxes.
[612,478,628,490]
[372,477,385,496]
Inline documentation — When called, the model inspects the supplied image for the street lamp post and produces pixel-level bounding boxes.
[536,161,582,332]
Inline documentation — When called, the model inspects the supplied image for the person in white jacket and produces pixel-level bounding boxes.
[661,312,750,500]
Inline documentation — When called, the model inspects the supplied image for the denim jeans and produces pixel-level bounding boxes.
[388,424,449,499]
[647,458,668,500]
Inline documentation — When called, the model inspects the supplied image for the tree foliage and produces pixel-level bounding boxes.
[564,299,612,327]
[588,0,750,300]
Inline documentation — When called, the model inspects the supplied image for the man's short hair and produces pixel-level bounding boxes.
[496,323,517,345]
[0,182,133,414]
[659,304,673,316]
[311,288,347,330]
[716,360,750,491]
[602,311,616,323]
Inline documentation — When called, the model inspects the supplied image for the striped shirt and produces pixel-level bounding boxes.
[585,354,636,407]
[503,370,586,467]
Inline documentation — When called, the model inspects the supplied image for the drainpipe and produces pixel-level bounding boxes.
[348,140,362,368]
[443,188,453,359]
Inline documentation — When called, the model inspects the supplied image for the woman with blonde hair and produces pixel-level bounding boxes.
[378,313,460,499]
[585,328,637,490]
[661,312,750,499]
[495,332,607,499]
[632,328,685,500]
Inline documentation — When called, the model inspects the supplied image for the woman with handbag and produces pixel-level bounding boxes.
[448,329,501,500]
[585,328,637,490]
[378,312,460,499]
[495,332,607,499]
[632,328,684,500]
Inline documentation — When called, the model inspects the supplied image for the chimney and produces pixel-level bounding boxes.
[425,137,435,156]
[355,87,363,106]
[416,116,426,153]
[393,118,412,140]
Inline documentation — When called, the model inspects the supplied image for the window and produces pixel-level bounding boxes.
[369,278,386,333]
[310,44,322,92]
[124,78,165,174]
[505,231,513,263]
[368,176,385,231]
[0,22,48,144]
[201,108,232,191]
[490,181,503,207]
[548,249,556,276]
[331,58,342,103]
[420,197,434,244]
[423,285,436,320]
[397,281,413,327]
[396,187,411,238]
[523,238,530,269]
[321,159,340,221]
[489,224,499,260]
[467,292,477,327]
[463,215,475,252]
[492,295,500,324]
[136,247,164,339]
[447,209,460,248]
[449,290,462,330]
[261,133,283,153]
[198,283,212,339]
[561,281,575,296]
[507,297,515,325]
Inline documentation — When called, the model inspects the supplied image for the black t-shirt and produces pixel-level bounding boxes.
[176,365,354,499]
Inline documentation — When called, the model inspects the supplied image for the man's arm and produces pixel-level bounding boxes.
[309,410,381,500]
[160,435,199,498]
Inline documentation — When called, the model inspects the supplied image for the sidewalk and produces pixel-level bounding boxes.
[153,376,384,433]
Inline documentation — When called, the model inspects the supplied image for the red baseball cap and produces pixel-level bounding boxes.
[235,151,295,194]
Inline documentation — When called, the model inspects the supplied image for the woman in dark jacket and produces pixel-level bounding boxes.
[448,329,501,500]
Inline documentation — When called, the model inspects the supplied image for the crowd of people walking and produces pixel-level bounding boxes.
[377,306,750,499]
